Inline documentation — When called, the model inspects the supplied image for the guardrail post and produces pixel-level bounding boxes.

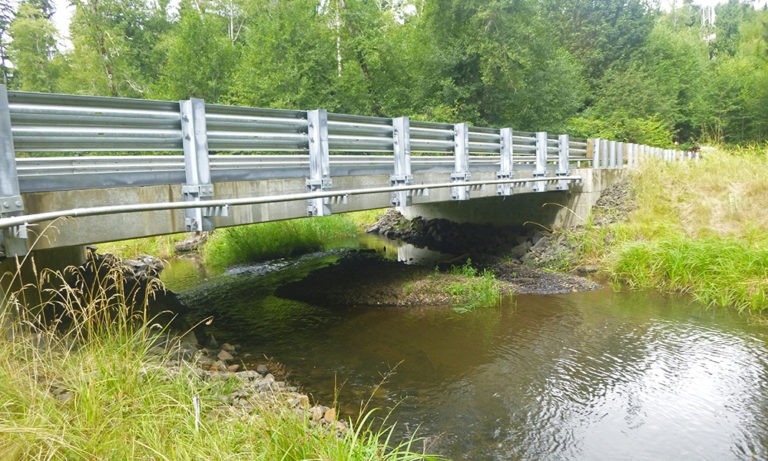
[0,85,27,257]
[609,141,617,168]
[601,139,610,168]
[497,127,514,196]
[180,98,218,232]
[391,116,412,207]
[451,122,470,200]
[307,109,332,216]
[556,134,570,190]
[617,142,624,168]
[532,131,548,192]
[593,138,601,168]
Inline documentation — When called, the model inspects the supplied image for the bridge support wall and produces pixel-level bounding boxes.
[400,168,627,230]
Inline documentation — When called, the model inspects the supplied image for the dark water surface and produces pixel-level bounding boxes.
[164,256,768,460]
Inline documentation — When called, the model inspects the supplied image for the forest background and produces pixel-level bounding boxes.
[1,0,766,148]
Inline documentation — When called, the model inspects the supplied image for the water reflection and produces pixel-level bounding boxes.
[165,258,768,460]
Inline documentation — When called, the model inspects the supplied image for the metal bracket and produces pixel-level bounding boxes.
[0,224,27,259]
[451,172,471,200]
[0,194,23,216]
[181,184,214,199]
[306,178,333,192]
[390,174,413,206]
[496,173,514,196]
[306,178,334,216]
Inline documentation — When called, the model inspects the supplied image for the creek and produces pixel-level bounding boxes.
[163,245,768,460]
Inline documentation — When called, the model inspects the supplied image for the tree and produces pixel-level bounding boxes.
[228,0,368,112]
[712,0,758,58]
[543,0,657,89]
[413,0,585,130]
[7,1,61,92]
[702,10,768,142]
[62,0,170,97]
[151,0,238,102]
[0,0,15,85]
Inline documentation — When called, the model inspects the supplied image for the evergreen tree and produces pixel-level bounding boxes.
[7,1,61,92]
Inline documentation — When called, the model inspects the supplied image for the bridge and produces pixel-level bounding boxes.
[0,85,693,266]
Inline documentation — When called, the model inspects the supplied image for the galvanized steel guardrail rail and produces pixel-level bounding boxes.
[0,85,694,256]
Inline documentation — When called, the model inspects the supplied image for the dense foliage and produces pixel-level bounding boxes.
[2,0,767,145]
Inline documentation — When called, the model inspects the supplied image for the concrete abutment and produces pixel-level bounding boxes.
[401,168,627,231]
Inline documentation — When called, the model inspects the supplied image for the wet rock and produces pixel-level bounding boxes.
[235,370,261,380]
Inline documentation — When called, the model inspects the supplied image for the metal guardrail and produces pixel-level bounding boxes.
[0,86,695,256]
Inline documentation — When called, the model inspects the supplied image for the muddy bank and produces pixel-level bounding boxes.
[366,210,600,295]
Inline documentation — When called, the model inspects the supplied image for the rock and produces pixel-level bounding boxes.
[323,408,337,423]
[227,364,240,372]
[221,343,237,352]
[256,364,269,376]
[311,405,329,421]
[289,394,310,408]
[209,360,228,372]
[217,350,234,361]
[258,373,276,392]
[576,265,599,274]
[55,391,74,404]
[235,370,261,380]
[174,232,209,253]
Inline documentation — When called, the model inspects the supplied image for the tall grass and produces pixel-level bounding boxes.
[580,145,768,312]
[611,238,768,312]
[445,260,503,313]
[203,215,359,270]
[0,260,439,460]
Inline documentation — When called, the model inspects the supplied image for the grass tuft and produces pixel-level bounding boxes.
[444,260,503,313]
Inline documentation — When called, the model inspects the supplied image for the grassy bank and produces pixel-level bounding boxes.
[0,266,436,460]
[203,212,378,271]
[579,145,768,312]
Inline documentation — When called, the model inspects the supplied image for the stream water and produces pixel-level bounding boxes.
[163,251,768,460]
